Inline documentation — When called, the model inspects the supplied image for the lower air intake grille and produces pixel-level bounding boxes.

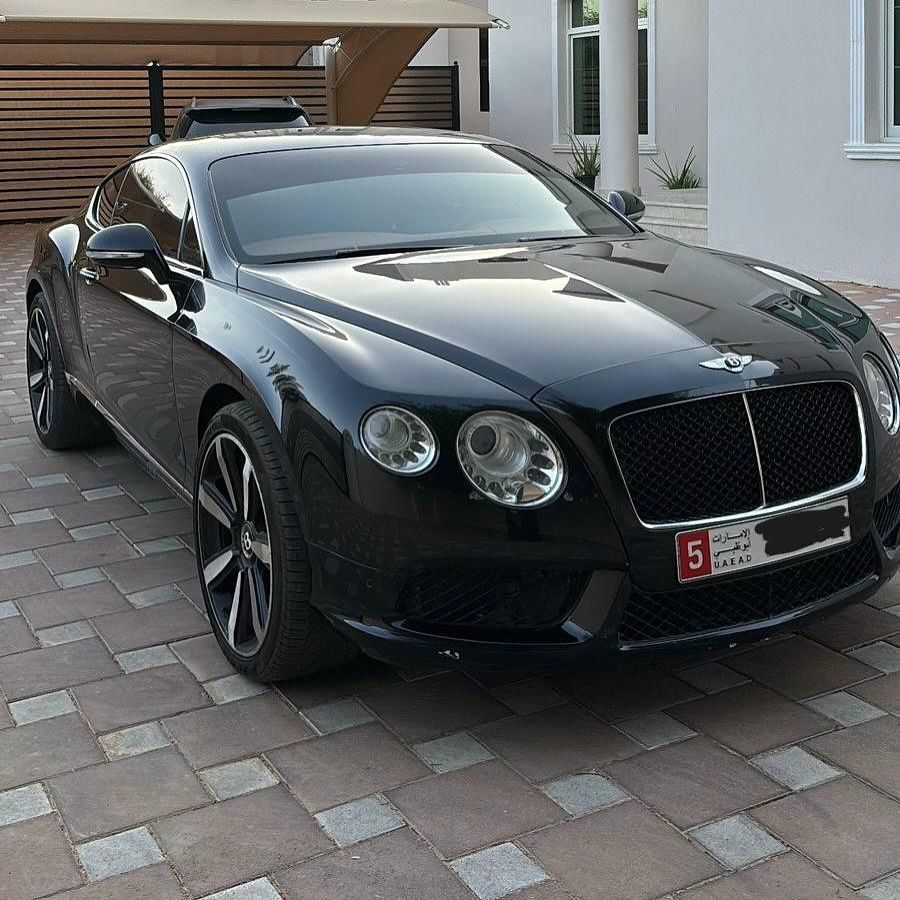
[398,568,590,630]
[619,537,878,645]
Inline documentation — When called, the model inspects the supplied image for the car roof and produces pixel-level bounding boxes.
[146,126,500,170]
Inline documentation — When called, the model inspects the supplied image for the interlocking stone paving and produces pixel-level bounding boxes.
[0,224,897,897]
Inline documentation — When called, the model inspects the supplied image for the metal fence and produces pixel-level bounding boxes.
[0,63,460,223]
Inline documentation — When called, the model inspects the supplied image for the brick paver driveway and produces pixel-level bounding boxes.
[0,223,898,899]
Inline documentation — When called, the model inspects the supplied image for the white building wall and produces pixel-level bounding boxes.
[708,0,900,285]
[652,0,707,184]
[486,0,708,193]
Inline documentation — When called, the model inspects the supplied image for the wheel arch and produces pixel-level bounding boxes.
[26,278,43,308]
[196,383,247,446]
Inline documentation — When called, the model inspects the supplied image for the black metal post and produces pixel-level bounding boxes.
[450,62,461,131]
[148,63,166,139]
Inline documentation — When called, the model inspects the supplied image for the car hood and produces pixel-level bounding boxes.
[238,233,869,398]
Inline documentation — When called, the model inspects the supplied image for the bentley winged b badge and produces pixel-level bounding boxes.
[700,354,753,373]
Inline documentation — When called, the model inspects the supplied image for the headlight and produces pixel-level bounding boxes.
[360,406,438,475]
[457,411,566,507]
[879,333,900,382]
[863,356,899,434]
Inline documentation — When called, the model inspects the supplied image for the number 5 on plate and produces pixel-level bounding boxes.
[677,530,713,582]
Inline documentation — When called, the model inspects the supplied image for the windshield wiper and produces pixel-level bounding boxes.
[332,245,453,259]
[516,234,590,244]
[275,245,454,263]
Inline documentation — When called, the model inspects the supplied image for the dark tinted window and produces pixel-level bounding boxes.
[96,168,126,227]
[116,158,189,257]
[210,143,633,264]
[180,208,202,268]
[177,109,310,139]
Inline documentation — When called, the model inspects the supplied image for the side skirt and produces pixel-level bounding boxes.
[65,373,194,505]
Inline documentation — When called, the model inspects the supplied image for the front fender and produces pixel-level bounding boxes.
[29,221,93,384]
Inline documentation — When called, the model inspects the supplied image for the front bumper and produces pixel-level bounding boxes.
[311,519,898,673]
[301,341,900,672]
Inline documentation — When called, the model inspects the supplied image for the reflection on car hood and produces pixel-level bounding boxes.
[238,233,870,397]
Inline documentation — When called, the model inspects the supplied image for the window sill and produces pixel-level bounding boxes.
[844,141,900,160]
[552,142,659,155]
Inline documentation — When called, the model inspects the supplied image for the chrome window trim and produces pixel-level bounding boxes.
[607,380,868,532]
[86,156,207,275]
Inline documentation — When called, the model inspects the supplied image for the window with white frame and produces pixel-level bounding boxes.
[890,0,899,137]
[567,0,652,138]
[847,0,900,156]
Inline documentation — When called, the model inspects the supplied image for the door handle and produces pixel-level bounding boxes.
[78,266,100,284]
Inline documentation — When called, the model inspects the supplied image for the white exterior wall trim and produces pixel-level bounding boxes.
[845,0,900,159]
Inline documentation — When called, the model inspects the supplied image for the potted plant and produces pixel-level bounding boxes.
[568,132,601,191]
[647,146,703,190]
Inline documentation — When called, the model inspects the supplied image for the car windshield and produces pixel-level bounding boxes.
[183,110,310,138]
[209,142,634,264]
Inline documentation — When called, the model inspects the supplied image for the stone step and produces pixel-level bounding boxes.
[642,218,708,247]
[641,200,709,225]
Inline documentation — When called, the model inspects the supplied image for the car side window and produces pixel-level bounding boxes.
[114,158,190,259]
[180,207,202,269]
[95,168,126,227]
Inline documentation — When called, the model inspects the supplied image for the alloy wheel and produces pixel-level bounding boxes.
[26,307,54,434]
[196,433,273,657]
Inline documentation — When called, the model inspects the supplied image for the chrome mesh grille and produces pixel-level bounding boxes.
[609,382,862,525]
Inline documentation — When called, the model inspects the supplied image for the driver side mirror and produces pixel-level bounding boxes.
[86,223,170,285]
[607,190,646,224]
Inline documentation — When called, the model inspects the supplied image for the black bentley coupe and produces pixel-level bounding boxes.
[26,128,900,680]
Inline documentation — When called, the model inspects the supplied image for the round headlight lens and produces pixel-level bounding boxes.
[457,411,566,508]
[879,333,900,383]
[863,357,899,434]
[360,407,438,475]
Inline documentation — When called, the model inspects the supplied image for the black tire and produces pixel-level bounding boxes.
[26,292,109,450]
[194,400,357,681]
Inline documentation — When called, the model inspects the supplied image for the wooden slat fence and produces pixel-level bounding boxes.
[0,64,459,224]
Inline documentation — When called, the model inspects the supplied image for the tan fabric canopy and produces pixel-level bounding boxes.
[0,0,497,124]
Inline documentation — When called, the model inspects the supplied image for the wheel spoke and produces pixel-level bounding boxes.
[198,482,234,528]
[215,437,239,512]
[28,325,44,361]
[28,371,44,390]
[203,548,236,587]
[242,457,253,520]
[250,533,271,566]
[227,569,244,648]
[36,385,47,429]
[247,566,267,641]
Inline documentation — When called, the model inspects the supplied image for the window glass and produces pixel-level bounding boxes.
[96,168,126,227]
[569,0,649,137]
[210,143,633,265]
[177,109,310,139]
[571,0,599,28]
[115,158,189,257]
[572,36,600,135]
[638,27,649,135]
[180,208,202,268]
